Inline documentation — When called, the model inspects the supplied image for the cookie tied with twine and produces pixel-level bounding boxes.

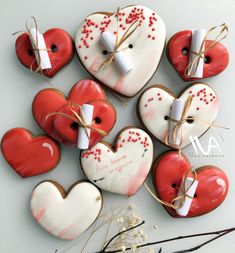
[97,8,139,73]
[145,169,198,214]
[45,102,108,142]
[165,95,229,155]
[185,23,228,78]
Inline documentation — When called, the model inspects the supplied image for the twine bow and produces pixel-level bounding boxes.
[185,23,228,77]
[45,102,108,138]
[165,95,229,155]
[98,8,139,71]
[144,169,197,210]
[13,17,51,73]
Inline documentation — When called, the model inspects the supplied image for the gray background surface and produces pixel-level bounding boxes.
[0,0,235,252]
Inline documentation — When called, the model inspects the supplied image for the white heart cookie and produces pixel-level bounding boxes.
[81,127,154,195]
[75,5,166,97]
[138,83,219,148]
[30,181,102,240]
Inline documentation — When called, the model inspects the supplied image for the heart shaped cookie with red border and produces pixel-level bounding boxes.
[167,30,229,82]
[81,127,154,196]
[138,83,219,149]
[153,151,229,217]
[1,128,60,178]
[75,5,166,97]
[15,28,74,77]
[32,79,116,147]
[31,180,102,240]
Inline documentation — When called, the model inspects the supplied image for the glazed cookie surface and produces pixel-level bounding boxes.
[81,127,154,196]
[30,181,102,240]
[167,30,229,82]
[16,28,74,77]
[153,151,229,217]
[1,128,60,178]
[138,83,219,149]
[32,79,116,147]
[75,5,166,97]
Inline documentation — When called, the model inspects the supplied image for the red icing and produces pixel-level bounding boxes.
[154,151,229,217]
[1,128,60,178]
[15,28,74,78]
[32,79,116,147]
[167,30,229,81]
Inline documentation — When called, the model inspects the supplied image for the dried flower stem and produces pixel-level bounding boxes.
[98,226,235,253]
[102,221,145,252]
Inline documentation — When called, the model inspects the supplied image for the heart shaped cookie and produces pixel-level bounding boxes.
[75,5,166,97]
[15,28,74,77]
[1,128,60,178]
[138,83,219,149]
[81,127,154,196]
[167,30,229,81]
[32,79,116,147]
[31,181,102,240]
[153,151,229,217]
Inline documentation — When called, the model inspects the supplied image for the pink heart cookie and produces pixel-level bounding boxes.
[81,127,154,196]
[75,5,166,97]
[138,83,219,149]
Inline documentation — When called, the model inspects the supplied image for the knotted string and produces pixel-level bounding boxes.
[13,17,52,75]
[144,169,197,210]
[97,8,139,71]
[45,102,108,138]
[185,23,228,77]
[165,95,229,155]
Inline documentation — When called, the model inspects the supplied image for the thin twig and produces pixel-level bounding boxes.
[171,229,234,253]
[99,227,235,253]
[102,221,145,251]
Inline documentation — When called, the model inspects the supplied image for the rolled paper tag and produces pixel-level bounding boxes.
[29,28,52,70]
[169,99,185,147]
[77,104,94,150]
[187,29,207,78]
[175,177,199,216]
[100,31,133,75]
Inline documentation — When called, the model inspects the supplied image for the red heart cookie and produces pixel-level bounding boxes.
[32,79,116,147]
[167,30,229,81]
[153,151,229,217]
[1,128,60,178]
[15,28,74,78]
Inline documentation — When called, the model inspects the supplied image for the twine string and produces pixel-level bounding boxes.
[185,23,228,77]
[97,8,139,71]
[144,169,197,210]
[165,95,229,155]
[45,102,108,138]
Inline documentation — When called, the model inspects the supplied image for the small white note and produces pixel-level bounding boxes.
[175,177,199,217]
[100,31,133,75]
[77,104,94,150]
[29,28,52,70]
[169,99,185,147]
[187,29,207,78]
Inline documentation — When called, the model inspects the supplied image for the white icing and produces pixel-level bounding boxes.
[30,181,102,240]
[42,142,54,156]
[139,83,219,148]
[81,128,154,195]
[75,5,166,97]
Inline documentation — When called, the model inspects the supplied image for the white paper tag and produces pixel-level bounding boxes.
[100,31,133,75]
[169,99,185,147]
[29,28,52,70]
[77,104,94,150]
[175,177,199,216]
[187,29,207,78]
